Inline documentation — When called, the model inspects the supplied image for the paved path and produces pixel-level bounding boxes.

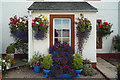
[97,57,117,79]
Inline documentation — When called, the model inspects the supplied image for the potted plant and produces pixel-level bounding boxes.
[2,56,15,70]
[49,51,76,78]
[72,52,83,77]
[42,54,53,78]
[6,45,15,58]
[83,59,95,76]
[29,52,42,73]
[116,64,120,80]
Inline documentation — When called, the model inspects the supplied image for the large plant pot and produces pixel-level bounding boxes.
[55,74,72,78]
[118,71,120,80]
[6,63,11,70]
[43,69,51,78]
[75,69,83,78]
[33,66,41,73]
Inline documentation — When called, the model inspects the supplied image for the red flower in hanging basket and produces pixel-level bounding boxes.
[105,22,108,25]
[102,26,105,29]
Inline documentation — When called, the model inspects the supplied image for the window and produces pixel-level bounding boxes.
[96,20,102,49]
[53,18,71,45]
[50,14,75,50]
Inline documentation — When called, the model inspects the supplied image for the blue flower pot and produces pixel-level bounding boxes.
[33,66,41,73]
[53,52,58,55]
[55,74,72,78]
[43,69,51,78]
[75,69,83,78]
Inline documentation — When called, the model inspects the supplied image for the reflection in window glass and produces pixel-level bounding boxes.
[55,29,61,37]
[63,29,69,37]
[63,38,69,44]
[55,38,61,44]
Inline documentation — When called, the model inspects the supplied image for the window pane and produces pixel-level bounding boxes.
[55,19,61,25]
[62,19,70,29]
[55,19,61,28]
[55,29,61,37]
[63,38,69,44]
[62,29,69,37]
[55,38,61,44]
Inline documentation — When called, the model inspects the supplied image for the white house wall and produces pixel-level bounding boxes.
[31,12,97,62]
[118,1,120,35]
[89,2,119,53]
[1,2,33,53]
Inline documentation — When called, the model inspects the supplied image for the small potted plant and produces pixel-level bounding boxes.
[6,45,15,58]
[116,64,120,80]
[72,52,83,77]
[29,52,42,73]
[42,54,53,78]
[2,56,15,70]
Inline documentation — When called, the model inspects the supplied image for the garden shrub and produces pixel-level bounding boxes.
[83,64,95,76]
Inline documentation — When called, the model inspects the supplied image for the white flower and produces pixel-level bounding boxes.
[0,66,1,70]
[2,60,5,62]
[40,16,43,18]
[20,19,22,22]
[2,69,4,70]
[36,22,39,24]
[42,18,44,21]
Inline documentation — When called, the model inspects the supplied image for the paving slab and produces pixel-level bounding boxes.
[97,57,117,79]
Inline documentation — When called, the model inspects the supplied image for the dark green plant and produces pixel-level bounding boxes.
[72,52,83,69]
[116,64,120,72]
[11,39,28,54]
[6,45,15,53]
[42,54,53,70]
[113,35,120,52]
[83,64,95,76]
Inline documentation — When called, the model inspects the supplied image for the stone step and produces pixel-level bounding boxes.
[97,57,117,79]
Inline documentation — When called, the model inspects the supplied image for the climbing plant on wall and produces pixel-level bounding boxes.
[75,14,92,55]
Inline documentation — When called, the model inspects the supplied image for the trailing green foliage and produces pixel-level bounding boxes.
[42,54,53,70]
[72,52,83,69]
[6,45,15,53]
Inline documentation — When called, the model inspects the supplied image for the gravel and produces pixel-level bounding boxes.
[3,66,105,79]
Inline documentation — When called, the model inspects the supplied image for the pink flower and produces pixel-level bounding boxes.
[13,21,16,24]
[39,23,44,25]
[10,17,13,21]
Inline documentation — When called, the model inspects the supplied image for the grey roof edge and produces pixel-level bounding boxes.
[28,2,98,12]
[29,9,98,12]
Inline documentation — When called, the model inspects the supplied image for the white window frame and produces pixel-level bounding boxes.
[53,18,71,45]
